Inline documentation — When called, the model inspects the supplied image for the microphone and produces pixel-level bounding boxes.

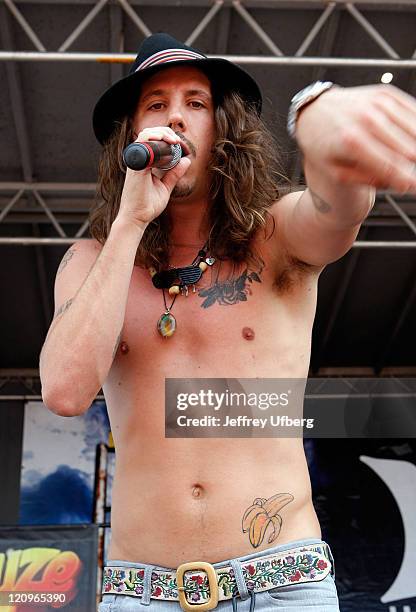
[123,141,183,171]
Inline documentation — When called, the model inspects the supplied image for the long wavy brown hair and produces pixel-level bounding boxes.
[89,91,291,271]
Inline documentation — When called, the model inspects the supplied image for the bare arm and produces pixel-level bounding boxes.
[39,218,145,416]
[274,182,375,269]
[275,82,416,267]
[39,126,191,416]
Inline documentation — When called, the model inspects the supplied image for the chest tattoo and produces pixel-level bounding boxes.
[198,260,264,308]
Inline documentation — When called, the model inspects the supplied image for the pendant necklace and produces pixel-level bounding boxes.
[148,241,215,338]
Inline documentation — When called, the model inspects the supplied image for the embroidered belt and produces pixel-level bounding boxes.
[102,543,333,611]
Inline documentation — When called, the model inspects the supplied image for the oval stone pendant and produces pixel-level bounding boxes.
[157,312,176,337]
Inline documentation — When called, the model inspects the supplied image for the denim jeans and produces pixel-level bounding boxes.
[98,538,340,611]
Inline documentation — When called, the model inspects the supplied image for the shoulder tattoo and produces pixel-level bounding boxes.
[57,246,76,276]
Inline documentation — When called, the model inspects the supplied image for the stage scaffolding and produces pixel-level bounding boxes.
[1,0,415,377]
[0,0,415,246]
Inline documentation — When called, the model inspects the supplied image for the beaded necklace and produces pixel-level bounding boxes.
[148,241,215,338]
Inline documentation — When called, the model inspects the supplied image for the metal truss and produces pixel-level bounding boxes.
[1,0,416,247]
[1,185,415,247]
[2,369,416,401]
[0,182,95,243]
[1,0,416,68]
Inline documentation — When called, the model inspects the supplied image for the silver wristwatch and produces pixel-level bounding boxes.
[287,81,334,139]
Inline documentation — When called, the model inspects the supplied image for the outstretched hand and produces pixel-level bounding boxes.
[295,83,416,194]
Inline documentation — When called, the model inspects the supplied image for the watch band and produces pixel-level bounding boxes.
[287,81,334,140]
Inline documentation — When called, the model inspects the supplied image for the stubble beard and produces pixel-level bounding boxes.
[170,178,194,199]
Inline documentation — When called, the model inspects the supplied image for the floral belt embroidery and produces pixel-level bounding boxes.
[102,543,332,604]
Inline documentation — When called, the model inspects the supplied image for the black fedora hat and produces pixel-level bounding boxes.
[92,32,262,145]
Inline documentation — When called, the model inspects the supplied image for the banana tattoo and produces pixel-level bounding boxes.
[242,493,294,548]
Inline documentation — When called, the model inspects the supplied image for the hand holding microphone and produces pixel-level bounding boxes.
[123,140,184,171]
[116,127,192,231]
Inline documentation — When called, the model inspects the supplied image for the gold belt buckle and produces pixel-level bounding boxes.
[176,561,219,611]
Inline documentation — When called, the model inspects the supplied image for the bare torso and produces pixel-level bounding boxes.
[102,215,322,567]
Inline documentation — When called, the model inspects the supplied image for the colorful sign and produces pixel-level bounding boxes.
[0,525,98,611]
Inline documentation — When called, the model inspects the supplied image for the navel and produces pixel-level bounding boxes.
[242,327,255,341]
[120,341,130,355]
[191,484,204,498]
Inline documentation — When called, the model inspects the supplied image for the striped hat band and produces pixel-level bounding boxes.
[135,48,206,72]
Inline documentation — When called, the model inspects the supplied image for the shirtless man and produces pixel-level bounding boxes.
[39,33,416,612]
